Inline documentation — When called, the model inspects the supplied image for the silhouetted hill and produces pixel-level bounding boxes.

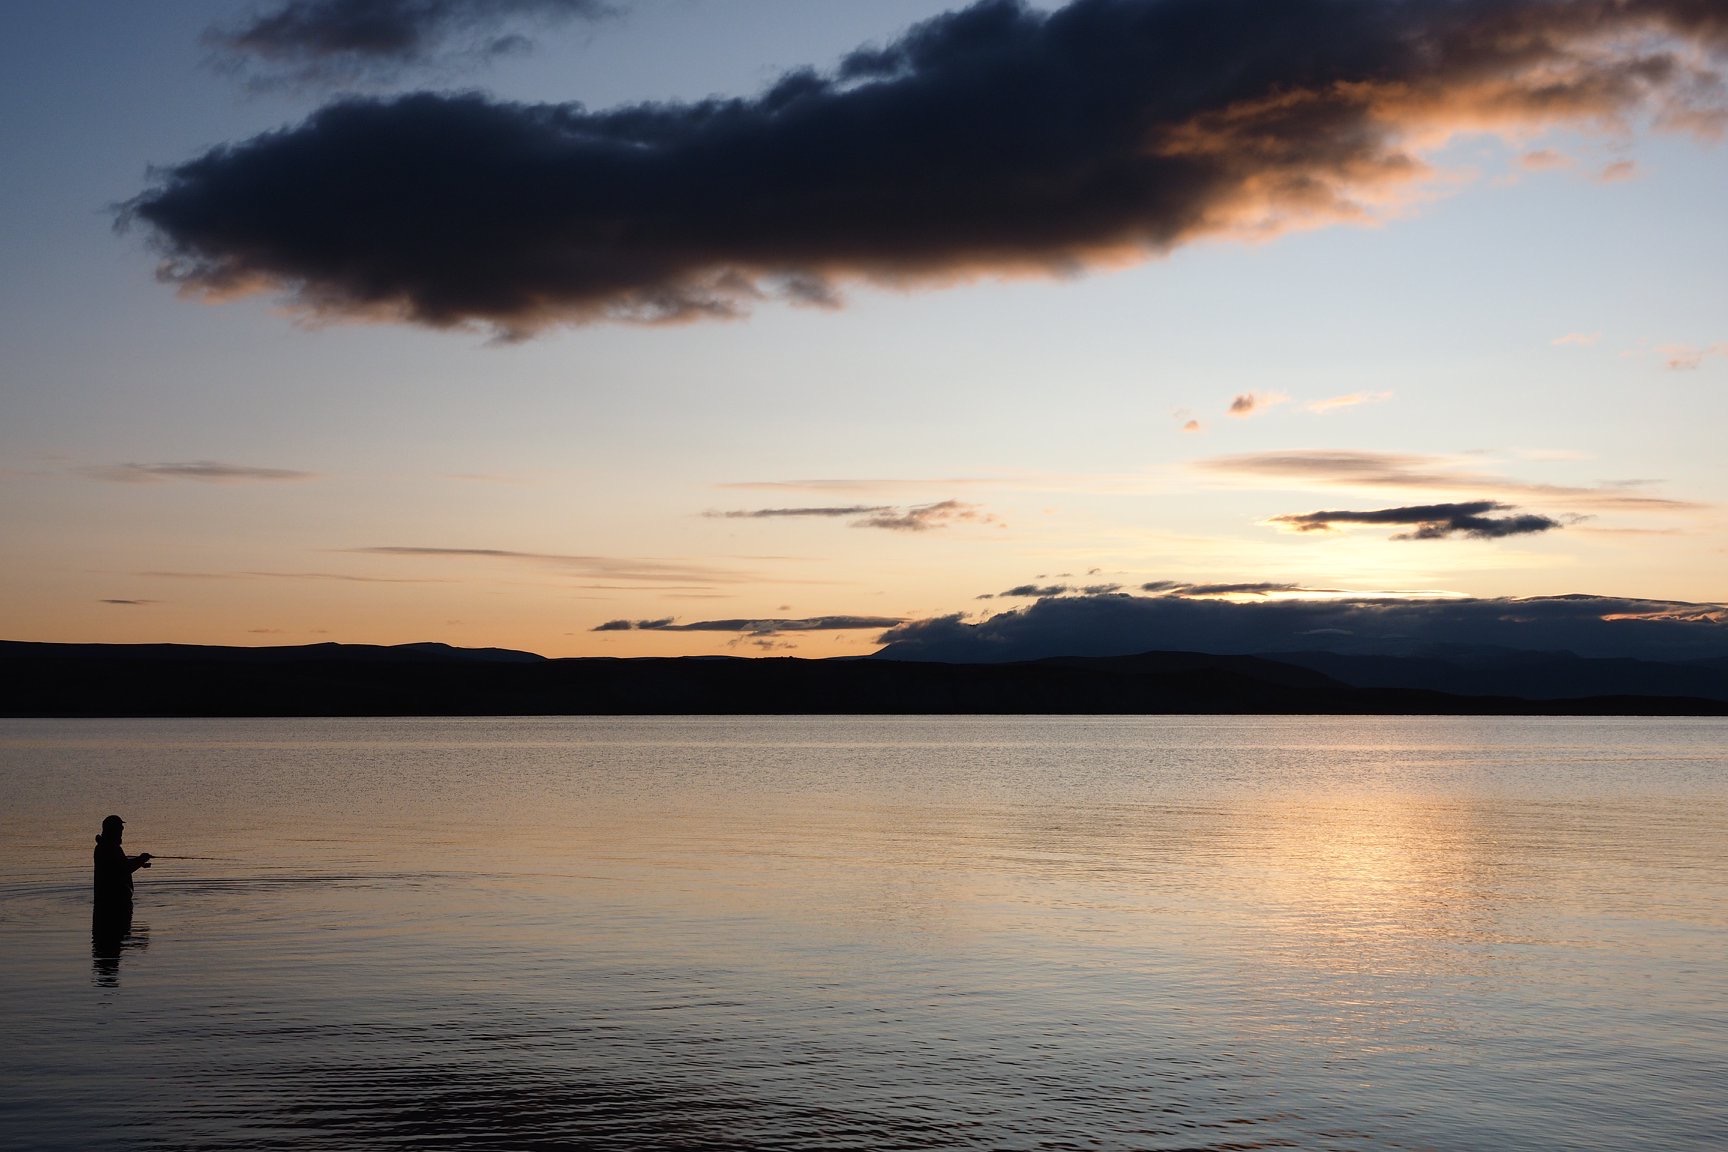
[2,642,1724,717]
[0,640,543,664]
[1272,647,1728,702]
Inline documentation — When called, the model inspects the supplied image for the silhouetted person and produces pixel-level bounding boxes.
[92,815,151,986]
[93,814,150,907]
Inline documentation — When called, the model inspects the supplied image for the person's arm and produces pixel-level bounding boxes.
[127,853,152,871]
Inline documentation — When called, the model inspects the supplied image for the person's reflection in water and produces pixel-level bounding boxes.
[92,814,151,987]
[91,904,148,987]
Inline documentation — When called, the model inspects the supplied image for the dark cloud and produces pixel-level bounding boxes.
[128,0,1728,335]
[1170,582,1305,596]
[99,599,158,606]
[1227,392,1287,417]
[711,500,995,533]
[873,592,1728,663]
[208,0,617,86]
[1137,580,1312,596]
[1002,583,1070,597]
[1272,500,1565,540]
[592,615,904,637]
[83,461,316,484]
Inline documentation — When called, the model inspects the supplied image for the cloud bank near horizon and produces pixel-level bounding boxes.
[129,0,1728,335]
[873,591,1728,663]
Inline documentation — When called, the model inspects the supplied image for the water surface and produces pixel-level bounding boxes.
[2,716,1724,1149]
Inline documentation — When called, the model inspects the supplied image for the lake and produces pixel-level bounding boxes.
[2,715,1724,1150]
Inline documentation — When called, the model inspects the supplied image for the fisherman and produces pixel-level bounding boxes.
[93,814,151,907]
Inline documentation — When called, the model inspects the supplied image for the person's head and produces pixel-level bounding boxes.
[101,814,124,842]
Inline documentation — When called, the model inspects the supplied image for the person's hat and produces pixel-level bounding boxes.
[101,814,124,832]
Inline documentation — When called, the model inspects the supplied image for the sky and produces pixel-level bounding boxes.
[2,0,1725,660]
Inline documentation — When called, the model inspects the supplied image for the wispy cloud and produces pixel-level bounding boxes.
[82,461,316,484]
[855,500,998,532]
[709,499,999,533]
[1305,390,1393,414]
[206,0,619,88]
[718,477,1012,495]
[348,545,757,584]
[1151,581,1311,597]
[706,505,888,519]
[1656,342,1727,370]
[593,614,903,638]
[1520,148,1571,171]
[99,598,158,606]
[1196,450,1704,513]
[129,0,1728,335]
[1270,500,1566,540]
[1595,159,1638,183]
[1551,331,1601,347]
[137,569,447,584]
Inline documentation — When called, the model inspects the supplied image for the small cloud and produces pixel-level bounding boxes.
[1306,390,1393,414]
[1196,449,1702,513]
[708,499,998,532]
[1227,392,1290,418]
[1551,332,1602,347]
[1656,343,1725,370]
[349,546,754,586]
[1596,160,1638,183]
[82,461,316,484]
[248,628,288,634]
[1171,582,1304,597]
[1182,419,1203,433]
[1520,148,1571,171]
[1271,500,1566,540]
[855,500,995,532]
[99,599,157,606]
[707,505,889,519]
[1002,584,1070,598]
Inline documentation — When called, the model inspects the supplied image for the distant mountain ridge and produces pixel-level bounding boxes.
[2,641,1723,716]
[0,640,544,664]
[1269,646,1728,703]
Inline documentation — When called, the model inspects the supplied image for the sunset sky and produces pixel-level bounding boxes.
[2,0,1725,658]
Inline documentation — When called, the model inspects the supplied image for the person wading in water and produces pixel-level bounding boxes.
[92,814,150,985]
[93,814,151,908]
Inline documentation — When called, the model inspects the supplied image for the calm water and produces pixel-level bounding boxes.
[1,715,1724,1151]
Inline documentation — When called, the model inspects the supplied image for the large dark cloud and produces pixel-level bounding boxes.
[1273,500,1565,539]
[873,591,1728,662]
[209,0,617,86]
[129,0,1728,335]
